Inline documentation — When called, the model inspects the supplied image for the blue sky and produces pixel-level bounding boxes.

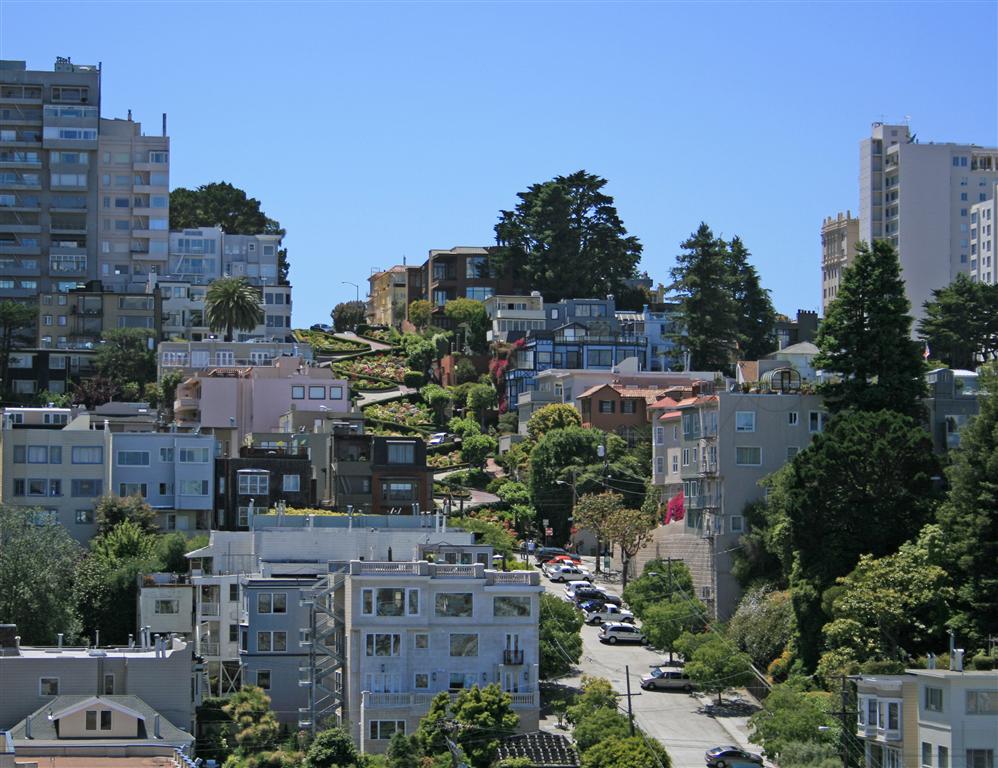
[3,1,996,325]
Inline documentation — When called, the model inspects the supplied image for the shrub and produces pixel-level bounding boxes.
[455,357,478,384]
[403,370,425,387]
[971,653,995,670]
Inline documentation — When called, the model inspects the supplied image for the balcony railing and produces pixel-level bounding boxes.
[363,689,538,710]
[686,494,721,510]
[198,641,220,657]
[503,649,524,665]
[200,602,220,616]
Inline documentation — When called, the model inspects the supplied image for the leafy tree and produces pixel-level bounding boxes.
[169,182,288,283]
[411,692,452,759]
[526,403,583,442]
[726,588,795,669]
[331,301,366,332]
[566,676,620,724]
[918,274,998,370]
[420,383,453,426]
[497,411,519,435]
[670,223,739,371]
[222,686,280,754]
[466,382,497,429]
[448,415,481,440]
[451,684,519,768]
[408,299,432,330]
[0,300,36,397]
[304,726,359,768]
[205,277,264,342]
[684,635,754,704]
[539,592,583,678]
[94,328,157,391]
[0,506,82,644]
[460,432,497,469]
[641,597,707,659]
[731,497,790,589]
[157,532,207,573]
[399,333,436,373]
[748,682,838,761]
[580,736,670,768]
[385,731,419,768]
[444,298,489,354]
[780,408,938,669]
[937,364,998,646]
[727,236,776,359]
[95,494,158,535]
[573,492,623,574]
[621,559,695,618]
[604,506,656,588]
[572,708,631,752]
[493,170,642,302]
[814,240,926,418]
[454,356,478,384]
[71,375,121,409]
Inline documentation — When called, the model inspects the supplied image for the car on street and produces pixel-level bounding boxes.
[598,622,648,645]
[704,746,764,767]
[584,605,634,624]
[547,564,593,583]
[640,666,692,691]
[428,432,450,446]
[570,587,623,607]
[541,554,582,572]
[534,547,571,565]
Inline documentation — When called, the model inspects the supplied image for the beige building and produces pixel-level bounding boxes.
[37,280,161,348]
[821,211,860,313]
[969,184,996,285]
[366,265,422,327]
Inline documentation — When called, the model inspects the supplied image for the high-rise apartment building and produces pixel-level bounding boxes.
[0,57,101,301]
[858,122,998,318]
[969,184,996,285]
[820,211,859,313]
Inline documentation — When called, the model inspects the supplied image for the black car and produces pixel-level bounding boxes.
[534,547,570,565]
[573,589,623,608]
[704,745,763,767]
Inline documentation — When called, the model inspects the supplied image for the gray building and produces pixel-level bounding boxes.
[924,368,980,454]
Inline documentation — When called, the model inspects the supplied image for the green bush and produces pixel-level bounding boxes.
[403,370,425,387]
[971,653,996,670]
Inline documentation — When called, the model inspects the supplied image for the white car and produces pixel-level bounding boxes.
[428,433,449,446]
[547,564,593,583]
[598,622,648,645]
[563,580,600,602]
[584,605,634,625]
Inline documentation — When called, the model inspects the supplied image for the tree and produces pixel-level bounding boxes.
[304,726,360,768]
[780,409,939,670]
[455,357,479,384]
[621,559,695,618]
[566,676,620,724]
[205,277,264,342]
[465,382,497,430]
[331,300,366,332]
[580,736,670,768]
[95,494,158,535]
[937,365,998,647]
[814,240,926,418]
[420,384,453,426]
[493,170,642,302]
[641,597,707,659]
[670,223,739,371]
[0,300,36,397]
[748,682,838,762]
[572,708,631,753]
[726,588,795,670]
[526,403,583,442]
[0,506,82,644]
[451,684,519,768]
[573,492,623,574]
[408,299,432,330]
[169,182,288,284]
[444,298,489,354]
[385,731,419,768]
[539,592,583,678]
[604,506,656,588]
[918,275,998,370]
[460,432,497,469]
[727,236,777,360]
[222,686,280,754]
[411,692,452,759]
[71,375,121,409]
[94,328,157,392]
[684,635,754,704]
[399,333,436,374]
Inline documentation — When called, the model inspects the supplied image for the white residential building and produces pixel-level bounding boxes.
[969,185,996,285]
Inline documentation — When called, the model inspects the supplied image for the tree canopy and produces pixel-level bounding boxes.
[331,300,365,332]
[493,171,641,301]
[539,592,583,678]
[94,328,157,393]
[0,300,36,397]
[526,403,583,442]
[205,276,264,342]
[444,298,490,354]
[728,236,777,360]
[918,274,998,370]
[683,634,755,704]
[408,299,432,329]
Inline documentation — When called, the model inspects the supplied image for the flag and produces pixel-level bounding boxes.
[923,342,931,360]
[665,489,685,524]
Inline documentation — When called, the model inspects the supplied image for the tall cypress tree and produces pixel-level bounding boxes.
[728,236,777,360]
[670,223,739,371]
[813,240,926,418]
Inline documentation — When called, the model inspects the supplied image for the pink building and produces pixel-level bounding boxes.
[174,357,351,456]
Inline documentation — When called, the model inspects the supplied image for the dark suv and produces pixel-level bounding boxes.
[534,547,570,564]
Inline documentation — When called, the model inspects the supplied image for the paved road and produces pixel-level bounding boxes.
[540,574,760,768]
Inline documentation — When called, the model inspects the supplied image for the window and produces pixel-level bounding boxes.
[735,446,762,466]
[257,632,272,652]
[655,456,665,475]
[329,385,343,400]
[966,690,998,714]
[86,710,97,731]
[887,701,899,730]
[292,385,305,399]
[450,634,479,657]
[967,751,994,768]
[923,743,933,768]
[387,442,415,464]
[436,592,473,617]
[809,411,828,433]
[238,473,269,495]
[180,479,209,496]
[117,450,150,466]
[414,633,429,650]
[369,720,405,741]
[925,686,943,712]
[103,673,114,694]
[938,746,948,768]
[590,349,612,367]
[75,509,94,524]
[256,670,271,690]
[229,624,240,643]
[160,447,174,462]
[362,588,419,616]
[415,673,429,689]
[382,480,416,501]
[118,482,147,498]
[308,385,326,399]
[39,677,59,696]
[282,474,300,492]
[71,445,104,464]
[154,599,179,614]
[179,447,210,463]
[229,584,239,602]
[598,400,615,414]
[273,632,287,652]
[621,399,637,414]
[494,596,531,617]
[672,455,679,473]
[366,633,402,656]
[730,515,744,533]
[466,286,494,301]
[655,427,664,445]
[787,411,798,426]
[27,445,49,463]
[735,411,756,432]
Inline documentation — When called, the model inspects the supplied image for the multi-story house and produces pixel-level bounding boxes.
[924,368,980,454]
[629,379,826,619]
[483,293,547,344]
[366,264,423,327]
[969,184,996,285]
[576,384,669,445]
[4,347,95,398]
[859,122,998,320]
[615,303,682,372]
[855,667,998,768]
[421,246,520,327]
[649,399,683,498]
[0,57,101,303]
[157,339,311,380]
[821,211,860,313]
[215,446,315,530]
[137,572,195,642]
[37,280,161,348]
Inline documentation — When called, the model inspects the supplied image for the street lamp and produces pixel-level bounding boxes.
[341,281,359,303]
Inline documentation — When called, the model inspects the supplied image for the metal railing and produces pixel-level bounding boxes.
[503,649,524,665]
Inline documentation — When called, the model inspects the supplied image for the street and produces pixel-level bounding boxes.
[540,570,762,768]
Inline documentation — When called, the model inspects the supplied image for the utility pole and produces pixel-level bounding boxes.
[623,665,641,737]
[828,675,856,768]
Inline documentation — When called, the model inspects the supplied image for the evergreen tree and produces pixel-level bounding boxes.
[918,274,998,370]
[670,223,739,371]
[727,236,777,360]
[814,240,926,418]
[936,365,998,647]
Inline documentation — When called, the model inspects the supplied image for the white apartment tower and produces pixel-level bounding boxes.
[859,122,998,318]
[821,211,860,314]
[969,184,997,285]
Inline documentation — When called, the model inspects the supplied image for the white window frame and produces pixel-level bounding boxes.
[787,411,799,426]
[39,677,59,696]
[735,411,756,432]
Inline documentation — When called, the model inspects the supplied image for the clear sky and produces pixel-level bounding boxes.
[3,1,996,325]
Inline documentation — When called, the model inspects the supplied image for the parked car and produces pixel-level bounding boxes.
[640,666,692,691]
[563,581,596,602]
[535,547,571,564]
[584,605,634,625]
[704,746,764,767]
[547,564,593,583]
[575,589,623,608]
[428,432,450,446]
[598,622,648,645]
[547,553,582,566]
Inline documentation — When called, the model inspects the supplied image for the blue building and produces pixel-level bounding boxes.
[615,303,682,372]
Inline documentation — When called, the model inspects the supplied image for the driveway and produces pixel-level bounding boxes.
[540,575,763,768]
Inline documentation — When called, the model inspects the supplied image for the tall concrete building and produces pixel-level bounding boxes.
[858,122,998,318]
[0,57,101,301]
[820,211,859,313]
[969,183,996,285]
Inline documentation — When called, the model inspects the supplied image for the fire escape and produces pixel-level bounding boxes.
[298,563,348,735]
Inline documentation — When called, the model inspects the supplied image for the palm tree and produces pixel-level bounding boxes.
[205,277,264,342]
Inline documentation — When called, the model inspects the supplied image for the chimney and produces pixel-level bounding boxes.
[953,649,965,672]
[25,714,31,739]
[162,113,167,137]
[127,108,132,121]
[57,633,63,648]
[154,714,161,738]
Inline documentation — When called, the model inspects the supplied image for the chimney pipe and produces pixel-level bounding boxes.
[57,633,63,648]
[154,714,161,738]
[162,112,167,138]
[127,108,132,121]
[25,714,31,739]
[954,649,965,672]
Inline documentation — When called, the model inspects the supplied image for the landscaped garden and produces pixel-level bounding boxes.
[363,399,434,427]
[333,353,409,383]
[293,328,369,355]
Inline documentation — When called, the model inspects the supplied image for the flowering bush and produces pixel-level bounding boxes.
[363,399,433,427]
[427,450,463,468]
[293,329,368,354]
[350,378,395,392]
[334,354,409,383]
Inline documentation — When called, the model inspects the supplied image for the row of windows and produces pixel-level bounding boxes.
[291,385,344,400]
[364,632,498,658]
[360,590,531,619]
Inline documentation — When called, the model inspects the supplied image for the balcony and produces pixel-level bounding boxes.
[686,494,721,510]
[200,602,220,617]
[198,641,220,657]
[174,396,200,414]
[363,690,538,710]
[503,649,524,665]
